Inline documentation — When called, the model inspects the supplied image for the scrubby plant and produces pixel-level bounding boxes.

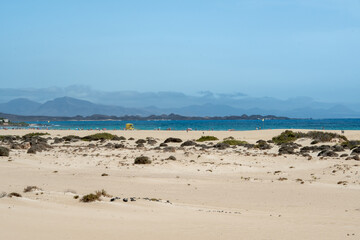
[80,193,100,202]
[81,133,119,141]
[341,140,360,149]
[80,189,111,202]
[0,146,10,157]
[62,135,81,141]
[223,136,234,140]
[196,136,219,142]
[0,135,18,141]
[8,192,22,198]
[23,186,42,193]
[23,132,50,138]
[222,139,248,146]
[134,156,151,164]
[272,130,301,144]
[95,189,111,198]
[306,131,347,142]
[272,130,347,145]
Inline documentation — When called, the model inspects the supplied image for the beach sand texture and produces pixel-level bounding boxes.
[0,129,359,240]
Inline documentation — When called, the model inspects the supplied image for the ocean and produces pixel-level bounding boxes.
[16,119,360,131]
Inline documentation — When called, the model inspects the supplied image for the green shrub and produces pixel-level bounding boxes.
[272,130,302,144]
[134,156,151,164]
[80,189,111,202]
[222,139,248,146]
[81,133,118,141]
[62,135,81,141]
[80,193,100,202]
[23,132,50,138]
[306,131,347,142]
[196,136,219,142]
[341,140,360,149]
[272,130,347,145]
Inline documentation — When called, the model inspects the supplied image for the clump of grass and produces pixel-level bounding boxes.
[223,136,234,140]
[62,135,81,141]
[23,186,42,193]
[134,156,151,164]
[272,130,301,144]
[341,140,360,149]
[8,192,22,198]
[95,189,111,198]
[272,130,347,145]
[23,132,50,138]
[81,133,118,141]
[196,136,219,142]
[306,131,347,142]
[0,135,19,141]
[80,193,100,202]
[80,189,111,202]
[222,139,248,146]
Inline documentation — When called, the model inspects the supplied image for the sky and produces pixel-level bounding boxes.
[0,0,359,102]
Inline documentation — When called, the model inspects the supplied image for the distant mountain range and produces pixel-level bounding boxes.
[0,86,359,118]
[0,112,289,122]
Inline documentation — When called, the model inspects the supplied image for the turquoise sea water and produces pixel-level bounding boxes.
[14,119,360,131]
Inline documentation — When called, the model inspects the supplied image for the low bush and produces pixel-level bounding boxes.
[23,132,50,138]
[81,133,118,141]
[196,136,219,142]
[0,146,9,157]
[23,186,42,193]
[134,156,151,164]
[222,139,248,146]
[341,140,360,149]
[272,130,302,144]
[62,135,81,141]
[80,189,111,202]
[8,192,22,198]
[272,130,347,145]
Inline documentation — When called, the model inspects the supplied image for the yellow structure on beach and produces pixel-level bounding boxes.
[125,123,134,130]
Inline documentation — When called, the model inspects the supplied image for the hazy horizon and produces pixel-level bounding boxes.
[1,85,360,118]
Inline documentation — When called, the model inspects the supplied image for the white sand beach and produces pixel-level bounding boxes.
[0,129,359,239]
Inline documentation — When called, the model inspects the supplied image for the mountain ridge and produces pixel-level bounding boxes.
[0,92,360,118]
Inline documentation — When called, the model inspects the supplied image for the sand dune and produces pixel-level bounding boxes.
[0,129,359,239]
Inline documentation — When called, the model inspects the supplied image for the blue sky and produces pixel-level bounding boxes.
[0,0,359,102]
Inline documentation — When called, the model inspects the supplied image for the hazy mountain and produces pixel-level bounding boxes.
[0,98,41,115]
[0,86,360,118]
[0,97,150,117]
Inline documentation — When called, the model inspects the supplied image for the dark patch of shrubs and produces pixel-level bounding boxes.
[164,137,183,143]
[0,146,10,157]
[8,192,22,198]
[181,140,196,147]
[135,139,146,144]
[272,130,347,145]
[62,135,81,142]
[23,132,50,138]
[222,139,248,146]
[81,133,119,141]
[134,156,151,164]
[80,189,111,202]
[23,186,42,193]
[167,155,176,160]
[341,140,360,150]
[196,136,219,142]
